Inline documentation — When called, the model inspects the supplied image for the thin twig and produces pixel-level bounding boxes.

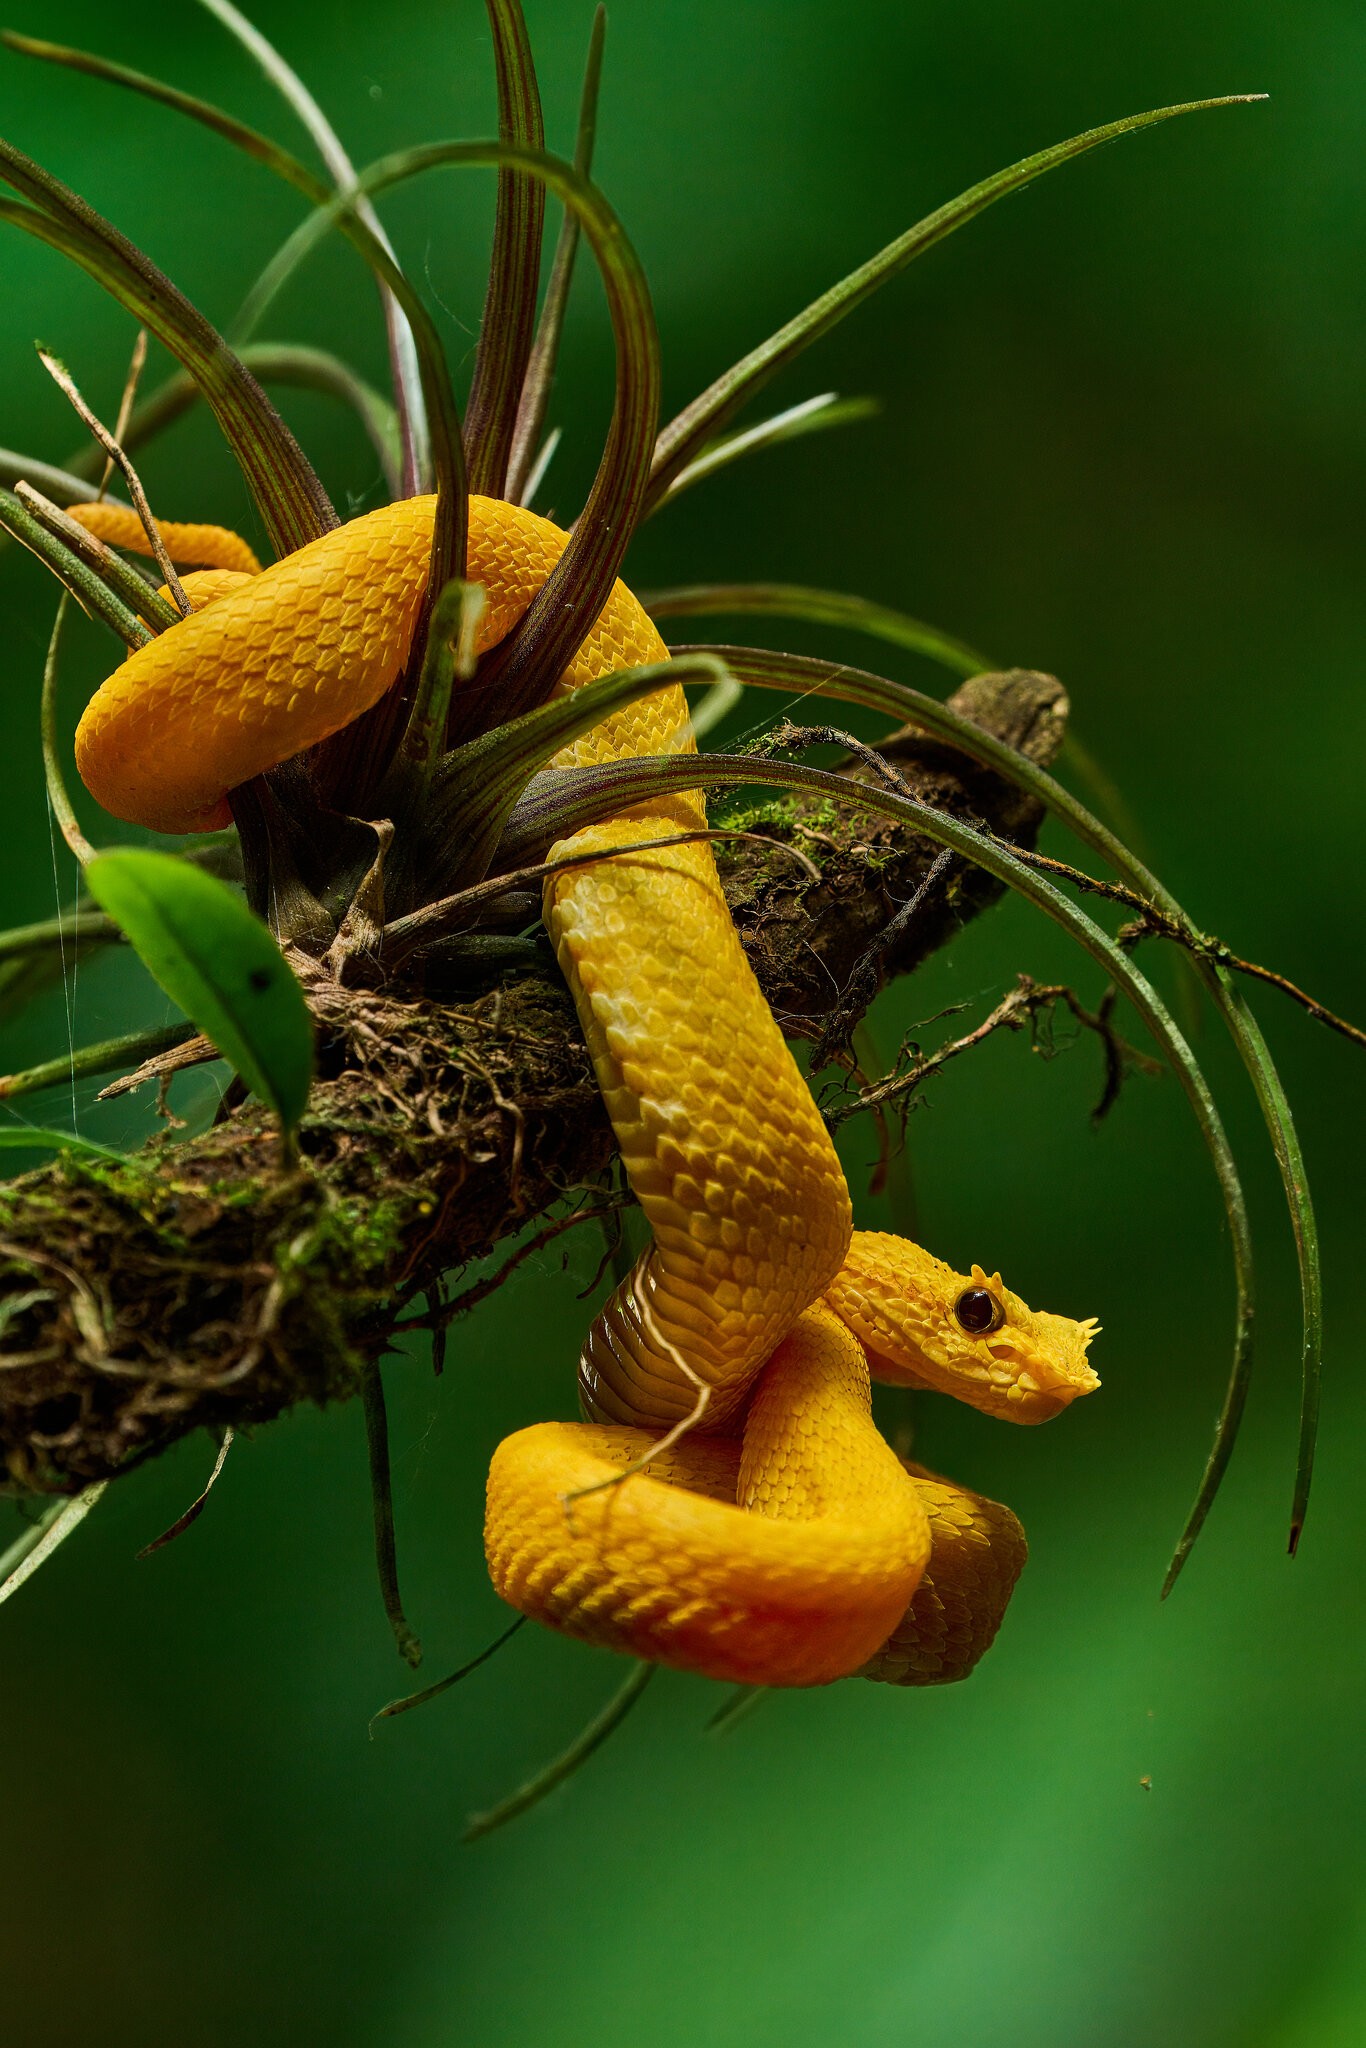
[98,327,147,500]
[811,845,957,1069]
[463,1660,656,1843]
[1011,845,1366,1052]
[843,974,1156,1129]
[359,1361,422,1668]
[396,1200,621,1333]
[37,346,191,613]
[369,1615,526,1736]
[382,828,820,964]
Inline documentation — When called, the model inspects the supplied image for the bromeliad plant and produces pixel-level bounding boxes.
[0,1,1354,1759]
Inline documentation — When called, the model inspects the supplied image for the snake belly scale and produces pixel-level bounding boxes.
[69,492,1100,1688]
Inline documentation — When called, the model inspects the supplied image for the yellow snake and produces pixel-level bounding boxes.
[68,493,1100,1688]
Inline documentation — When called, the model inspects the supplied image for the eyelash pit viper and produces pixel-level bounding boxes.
[68,491,1100,1688]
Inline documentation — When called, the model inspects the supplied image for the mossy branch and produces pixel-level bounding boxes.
[0,672,1063,1496]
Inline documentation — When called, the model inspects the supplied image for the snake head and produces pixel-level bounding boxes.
[825,1235,1101,1425]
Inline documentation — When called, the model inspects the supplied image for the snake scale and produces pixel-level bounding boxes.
[69,492,1100,1688]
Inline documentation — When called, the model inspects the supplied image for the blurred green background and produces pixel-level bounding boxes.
[2,2,1364,2043]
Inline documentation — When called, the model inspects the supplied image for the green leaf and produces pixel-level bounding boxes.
[1,444,130,510]
[654,393,880,508]
[60,347,404,501]
[83,850,313,1137]
[0,148,335,557]
[422,653,732,896]
[463,0,547,496]
[463,1660,657,1842]
[0,1126,126,1164]
[189,0,430,491]
[644,582,990,678]
[39,600,96,865]
[377,578,487,809]
[506,4,607,503]
[652,583,1164,875]
[0,1484,107,1608]
[0,1023,193,1102]
[0,487,150,649]
[645,95,1267,510]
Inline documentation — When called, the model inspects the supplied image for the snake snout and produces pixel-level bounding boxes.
[989,1304,1102,1424]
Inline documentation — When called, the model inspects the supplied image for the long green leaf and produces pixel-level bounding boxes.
[0,910,117,962]
[0,1483,107,1607]
[505,4,607,503]
[645,95,1265,509]
[421,653,729,895]
[60,347,404,499]
[0,1023,193,1102]
[463,1660,657,1842]
[188,0,431,491]
[463,0,546,496]
[0,148,334,555]
[0,1126,126,1163]
[654,581,1161,862]
[0,36,463,599]
[655,393,880,508]
[350,140,660,735]
[13,481,180,631]
[0,485,149,648]
[83,850,313,1138]
[39,599,96,865]
[645,583,990,677]
[1,445,129,509]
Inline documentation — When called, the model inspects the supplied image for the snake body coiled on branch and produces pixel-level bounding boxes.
[70,492,1099,1688]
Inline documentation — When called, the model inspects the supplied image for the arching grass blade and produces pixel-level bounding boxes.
[670,643,1319,1573]
[506,4,606,503]
[463,1660,657,1842]
[653,393,879,509]
[0,1023,193,1102]
[645,96,1266,511]
[0,1483,107,1608]
[346,141,658,735]
[0,1127,126,1165]
[187,0,430,491]
[645,582,990,677]
[420,653,730,895]
[0,486,149,648]
[463,0,546,497]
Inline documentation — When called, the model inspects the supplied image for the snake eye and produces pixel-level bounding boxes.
[954,1286,1004,1336]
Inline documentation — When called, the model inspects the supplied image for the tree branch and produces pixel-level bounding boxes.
[0,670,1066,1495]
